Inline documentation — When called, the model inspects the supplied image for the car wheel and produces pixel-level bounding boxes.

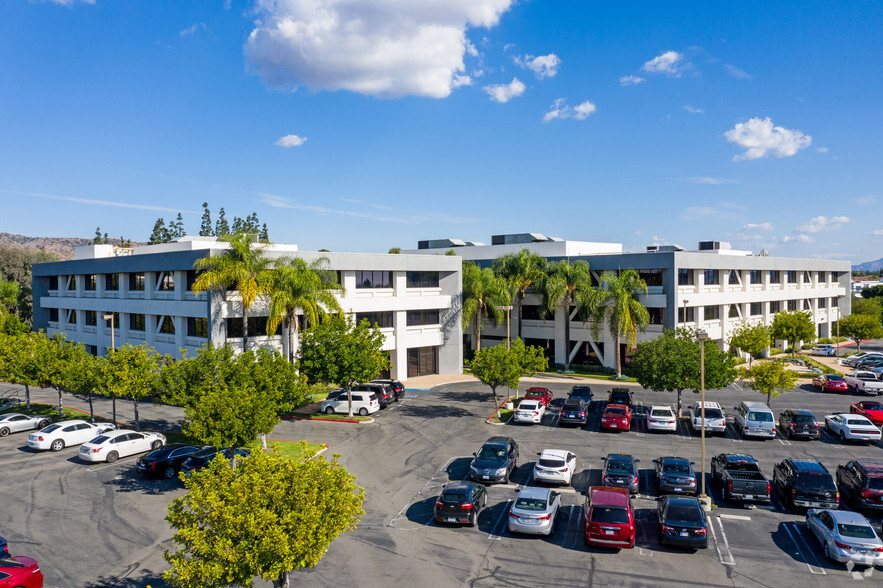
[840,431,846,443]
[324,407,335,414]
[151,440,163,450]
[504,469,510,484]
[163,465,176,479]
[50,439,65,452]
[106,451,119,463]
[358,408,368,416]
[38,419,50,428]
[825,541,836,561]
[0,427,9,437]
[483,493,488,507]
[469,513,477,527]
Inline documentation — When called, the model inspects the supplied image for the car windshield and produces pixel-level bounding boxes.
[563,401,583,411]
[666,504,702,522]
[591,507,629,524]
[726,460,758,471]
[651,409,673,417]
[792,415,815,424]
[477,447,507,461]
[795,473,837,490]
[827,375,843,382]
[663,463,691,475]
[41,425,61,433]
[606,407,626,416]
[519,402,538,410]
[607,460,634,474]
[90,435,110,444]
[748,411,773,422]
[440,492,466,505]
[862,403,883,411]
[526,390,545,397]
[838,524,877,539]
[703,409,723,420]
[539,458,566,468]
[514,497,547,511]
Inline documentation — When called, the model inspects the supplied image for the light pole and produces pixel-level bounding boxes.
[696,329,710,509]
[102,313,116,352]
[496,305,513,349]
[682,299,689,329]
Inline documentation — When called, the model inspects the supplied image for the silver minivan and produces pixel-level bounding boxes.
[733,401,776,439]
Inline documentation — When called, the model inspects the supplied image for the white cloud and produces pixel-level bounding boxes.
[810,253,853,259]
[275,134,307,148]
[642,51,683,76]
[816,146,829,153]
[483,77,525,103]
[872,229,883,238]
[744,222,774,232]
[260,193,477,224]
[723,64,751,80]
[244,0,514,99]
[683,105,704,114]
[729,222,774,242]
[452,74,473,88]
[180,23,206,37]
[515,53,561,79]
[47,0,95,5]
[856,195,875,206]
[684,176,735,185]
[796,215,850,234]
[619,75,645,86]
[782,234,815,243]
[542,99,596,123]
[1,188,194,213]
[724,117,812,161]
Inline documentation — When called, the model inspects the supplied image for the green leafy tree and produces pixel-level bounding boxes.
[0,277,19,314]
[260,223,270,242]
[163,447,364,588]
[861,284,883,299]
[468,338,549,407]
[214,207,229,236]
[590,269,650,377]
[29,332,83,415]
[199,202,213,236]
[387,247,401,254]
[93,226,103,245]
[510,337,549,379]
[0,330,45,408]
[770,310,816,358]
[266,257,343,363]
[0,245,59,322]
[728,322,771,366]
[192,233,273,352]
[170,213,186,239]
[297,317,388,416]
[461,261,510,351]
[493,249,547,339]
[94,344,164,430]
[0,313,29,335]
[838,313,883,352]
[740,360,798,406]
[852,296,883,325]
[58,348,100,422]
[540,259,594,369]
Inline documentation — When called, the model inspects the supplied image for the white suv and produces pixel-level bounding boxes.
[810,344,836,357]
[689,401,727,435]
[320,391,380,416]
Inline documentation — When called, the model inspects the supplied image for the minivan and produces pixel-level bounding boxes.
[320,392,380,416]
[734,401,776,439]
[583,486,635,548]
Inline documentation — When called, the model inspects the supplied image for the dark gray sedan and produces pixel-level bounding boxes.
[654,457,697,495]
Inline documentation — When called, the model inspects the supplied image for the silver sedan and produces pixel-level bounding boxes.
[807,509,883,567]
[507,486,561,536]
[0,413,51,437]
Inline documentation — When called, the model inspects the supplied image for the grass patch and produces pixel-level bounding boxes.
[252,440,326,461]
[540,370,638,383]
[285,411,371,422]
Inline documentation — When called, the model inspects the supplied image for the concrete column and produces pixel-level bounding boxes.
[174,316,185,349]
[145,272,156,300]
[146,315,156,348]
[554,304,566,365]
[393,310,408,380]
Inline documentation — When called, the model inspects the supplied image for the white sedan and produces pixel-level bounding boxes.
[533,449,576,486]
[825,414,882,444]
[78,429,166,463]
[0,413,51,437]
[28,420,116,452]
[647,405,678,432]
[513,400,545,425]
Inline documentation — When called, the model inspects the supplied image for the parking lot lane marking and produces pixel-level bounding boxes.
[86,461,132,472]
[388,455,463,529]
[639,547,653,556]
[733,381,744,392]
[562,506,578,548]
[488,499,512,541]
[714,517,736,566]
[718,514,751,521]
[783,522,826,575]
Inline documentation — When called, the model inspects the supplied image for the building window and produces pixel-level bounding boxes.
[770,301,781,313]
[704,306,720,320]
[786,271,798,284]
[678,307,695,322]
[803,299,812,311]
[817,298,827,309]
[104,312,119,327]
[832,297,839,308]
[750,302,762,316]
[407,309,440,326]
[64,275,75,291]
[130,313,146,331]
[750,270,762,284]
[187,317,208,338]
[226,318,243,338]
[648,307,663,325]
[67,309,77,325]
[84,274,97,291]
[158,316,175,334]
[787,300,798,311]
[521,305,542,320]
[356,312,393,329]
[728,305,740,319]
[830,272,838,283]
[803,271,811,283]
[355,270,393,289]
[817,271,825,283]
[49,308,59,322]
[105,274,119,291]
[49,276,59,290]
[769,271,781,283]
[704,270,719,285]
[157,272,175,291]
[678,269,694,286]
[728,270,740,285]
[186,270,199,291]
[248,316,271,336]
[638,269,663,287]
[407,346,438,378]
[129,273,145,291]
[406,271,440,288]
[84,311,97,326]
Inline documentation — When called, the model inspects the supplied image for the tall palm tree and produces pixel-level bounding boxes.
[493,250,547,339]
[462,261,511,351]
[192,233,273,352]
[590,269,650,377]
[266,257,344,363]
[541,260,594,370]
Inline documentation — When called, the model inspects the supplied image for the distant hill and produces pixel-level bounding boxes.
[854,257,883,273]
[0,232,143,261]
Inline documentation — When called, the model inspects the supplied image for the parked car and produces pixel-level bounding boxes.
[470,437,518,484]
[812,374,848,393]
[78,430,165,463]
[136,443,207,479]
[608,388,633,407]
[559,398,588,426]
[846,352,883,367]
[657,495,708,549]
[600,404,632,432]
[433,482,487,526]
[806,509,883,567]
[824,413,882,444]
[508,486,561,536]
[180,447,252,476]
[711,453,771,503]
[513,400,545,425]
[351,383,391,408]
[0,535,6,557]
[810,344,837,357]
[837,461,883,510]
[0,413,51,437]
[654,457,697,495]
[778,409,820,440]
[689,401,727,435]
[27,419,116,452]
[568,385,593,404]
[319,391,380,416]
[370,379,404,401]
[602,454,640,494]
[843,371,883,395]
[851,401,883,426]
[583,486,635,548]
[533,449,576,486]
[856,358,883,370]
[0,555,43,588]
[524,387,553,407]
[773,458,839,509]
[647,405,677,433]
[733,401,776,439]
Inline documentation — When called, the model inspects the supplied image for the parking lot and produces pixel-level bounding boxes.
[2,368,883,587]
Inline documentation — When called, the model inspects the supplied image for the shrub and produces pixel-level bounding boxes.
[769,347,783,356]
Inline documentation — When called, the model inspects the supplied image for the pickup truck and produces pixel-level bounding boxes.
[711,453,771,503]
[842,371,883,395]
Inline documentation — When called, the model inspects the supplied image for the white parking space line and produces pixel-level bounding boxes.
[708,516,736,566]
[718,514,751,521]
[388,455,468,530]
[783,522,827,575]
[488,499,512,541]
[85,460,133,472]
[732,381,744,392]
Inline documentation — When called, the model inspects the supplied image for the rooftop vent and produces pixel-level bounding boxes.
[647,244,684,252]
[491,233,551,245]
[417,238,467,250]
[698,241,732,251]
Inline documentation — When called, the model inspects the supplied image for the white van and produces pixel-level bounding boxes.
[320,391,380,416]
[733,401,776,439]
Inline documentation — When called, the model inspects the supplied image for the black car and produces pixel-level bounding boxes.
[778,409,820,440]
[433,482,488,526]
[136,443,207,479]
[837,461,883,510]
[657,495,708,549]
[773,458,839,509]
[352,384,391,408]
[469,436,519,484]
[181,446,253,476]
[559,399,588,426]
[602,454,640,493]
[608,388,633,407]
[654,457,697,495]
[568,385,593,403]
[371,379,404,401]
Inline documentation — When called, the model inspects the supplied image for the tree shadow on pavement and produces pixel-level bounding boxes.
[103,467,182,496]
[437,390,492,403]
[395,404,474,419]
[82,569,171,588]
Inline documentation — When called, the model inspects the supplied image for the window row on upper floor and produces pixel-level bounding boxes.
[678,269,843,286]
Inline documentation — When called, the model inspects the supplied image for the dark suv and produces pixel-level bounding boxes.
[370,379,404,401]
[469,436,519,484]
[352,383,391,408]
[434,482,488,526]
[608,388,633,407]
[559,398,588,426]
[569,385,593,403]
[837,461,883,510]
[778,409,819,440]
[772,458,839,509]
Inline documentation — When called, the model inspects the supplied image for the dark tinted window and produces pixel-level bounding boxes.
[606,407,626,416]
[514,497,547,511]
[607,460,634,474]
[355,270,393,289]
[590,507,629,524]
[440,492,467,504]
[795,473,836,490]
[563,401,584,411]
[477,446,506,460]
[538,458,566,468]
[662,463,691,475]
[838,524,876,539]
[827,375,843,382]
[868,477,883,491]
[703,409,723,420]
[791,415,815,423]
[406,271,439,288]
[665,503,702,522]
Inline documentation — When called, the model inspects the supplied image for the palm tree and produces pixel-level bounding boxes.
[462,261,511,351]
[493,250,547,339]
[266,257,344,363]
[590,269,650,377]
[192,233,273,352]
[541,260,594,370]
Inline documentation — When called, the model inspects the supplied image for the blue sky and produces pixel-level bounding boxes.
[1,1,881,263]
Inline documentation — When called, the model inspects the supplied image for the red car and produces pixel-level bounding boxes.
[524,387,553,406]
[851,401,883,426]
[0,556,43,588]
[601,404,632,431]
[812,374,848,393]
[584,486,635,548]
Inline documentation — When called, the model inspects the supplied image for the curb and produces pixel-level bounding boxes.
[280,415,374,425]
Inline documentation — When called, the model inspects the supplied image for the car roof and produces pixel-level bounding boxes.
[740,400,770,409]
[723,454,756,462]
[526,387,549,393]
[789,409,815,416]
[695,401,722,408]
[826,509,873,526]
[607,453,634,461]
[562,398,584,404]
[789,459,827,473]
[855,461,883,475]
[605,403,628,410]
[518,486,552,499]
[539,449,570,459]
[485,436,513,445]
[650,405,674,411]
[0,413,26,418]
[571,385,591,390]
[659,456,690,465]
[664,495,701,508]
[442,482,476,494]
[589,486,630,505]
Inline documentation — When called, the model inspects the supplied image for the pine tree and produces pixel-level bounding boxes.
[215,208,229,236]
[260,223,269,242]
[170,213,185,239]
[93,227,103,244]
[231,216,244,234]
[199,202,212,236]
[103,232,109,244]
[148,218,166,245]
